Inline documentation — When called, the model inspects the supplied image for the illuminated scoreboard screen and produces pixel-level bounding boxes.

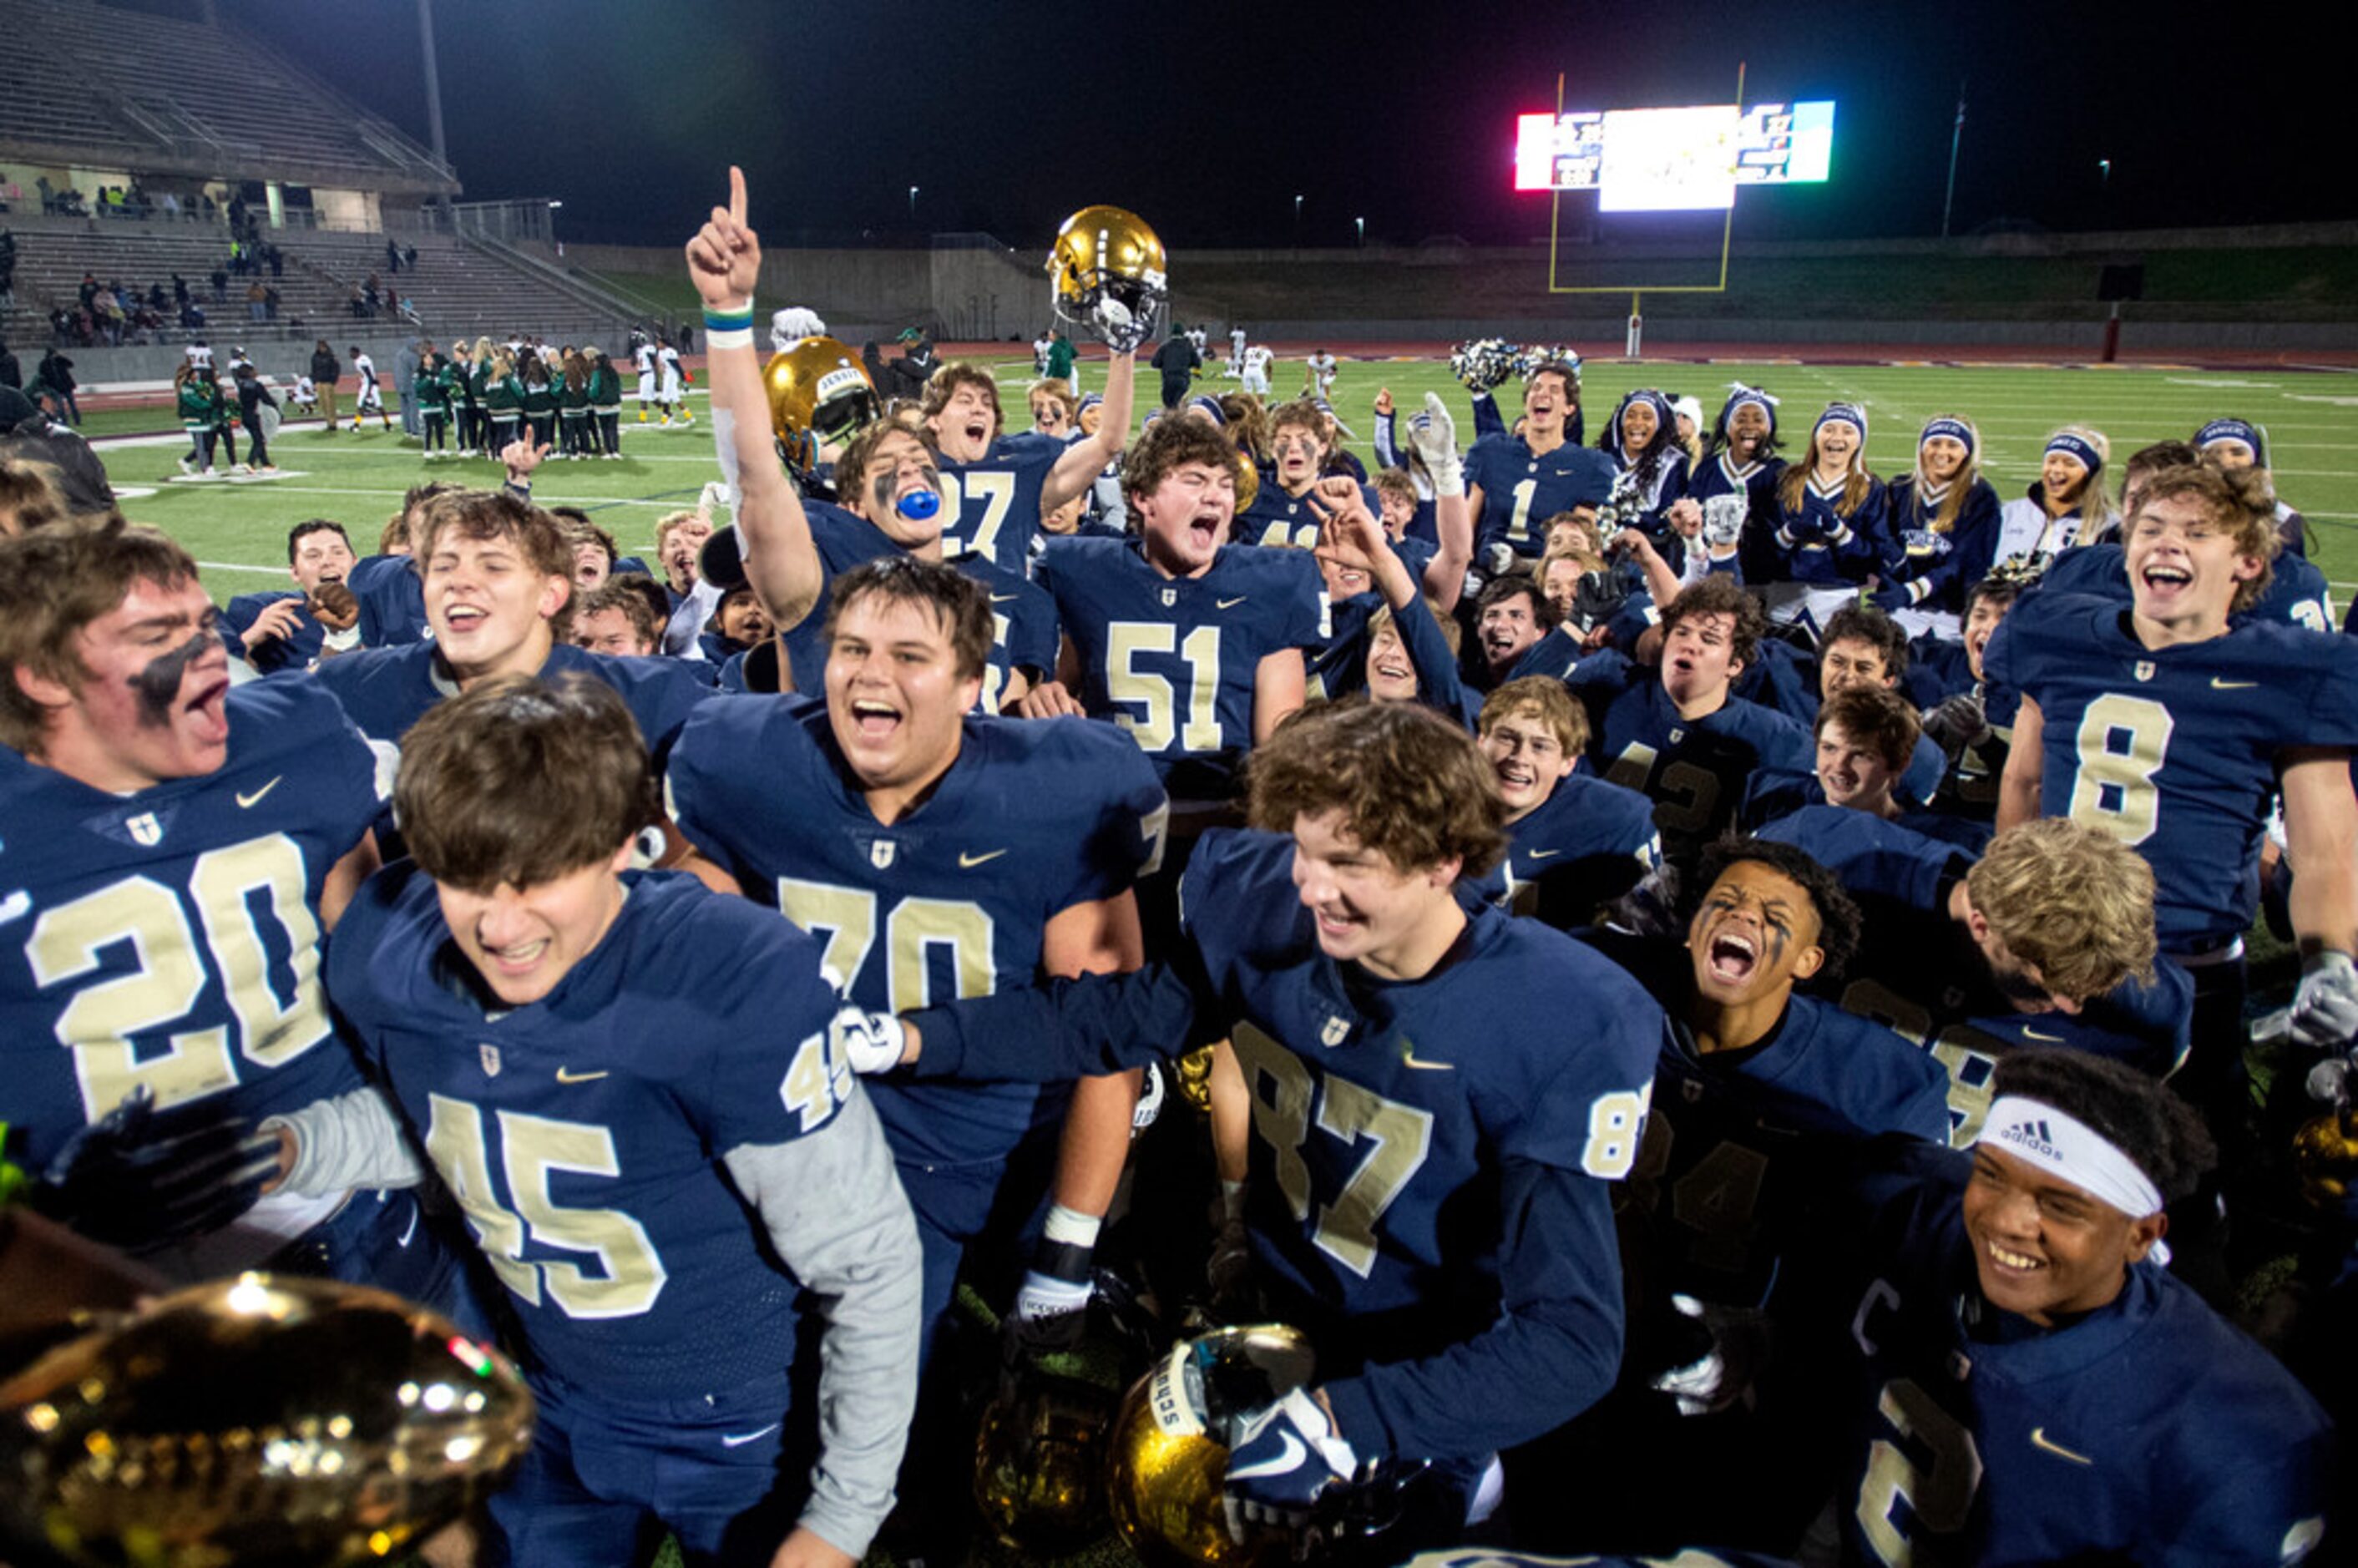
[1515,99,1834,210]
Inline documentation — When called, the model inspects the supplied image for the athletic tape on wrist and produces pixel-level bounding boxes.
[1977,1095,2163,1219]
[704,327,754,351]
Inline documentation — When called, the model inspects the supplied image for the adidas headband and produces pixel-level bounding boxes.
[1978,1095,2163,1219]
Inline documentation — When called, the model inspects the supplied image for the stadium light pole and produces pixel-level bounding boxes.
[1293,194,1303,254]
[547,200,562,256]
[416,0,452,222]
[909,185,919,223]
[1940,82,1964,240]
[1355,215,1364,247]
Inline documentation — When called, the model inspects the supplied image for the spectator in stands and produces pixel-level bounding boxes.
[0,340,18,392]
[172,272,189,307]
[33,348,78,426]
[0,228,14,307]
[210,265,228,303]
[247,279,270,324]
[386,238,402,275]
[403,243,418,271]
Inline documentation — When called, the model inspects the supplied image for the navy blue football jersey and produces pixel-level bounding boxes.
[765,500,903,695]
[1238,480,1388,552]
[223,590,328,674]
[1034,537,1326,790]
[939,433,1058,577]
[1,680,382,1170]
[894,827,1669,1459]
[1465,433,1617,559]
[1460,771,1662,930]
[1758,807,2192,1144]
[1571,650,1814,862]
[952,551,1060,716]
[309,640,713,757]
[1831,1144,2330,1567]
[665,699,1166,1168]
[1740,773,1989,851]
[346,554,428,647]
[2032,539,2335,633]
[1984,593,2358,951]
[1580,930,1948,1309]
[327,866,852,1404]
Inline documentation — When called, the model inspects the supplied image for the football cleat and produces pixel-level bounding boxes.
[762,336,879,477]
[1048,205,1168,354]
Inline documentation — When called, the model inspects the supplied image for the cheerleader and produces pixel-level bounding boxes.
[1755,402,1885,629]
[1991,426,2112,579]
[1878,414,2001,637]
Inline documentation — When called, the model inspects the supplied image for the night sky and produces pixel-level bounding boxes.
[176,0,2341,252]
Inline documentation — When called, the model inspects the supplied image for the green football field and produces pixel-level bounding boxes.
[89,354,2358,606]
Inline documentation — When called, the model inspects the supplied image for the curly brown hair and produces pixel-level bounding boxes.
[1247,701,1507,877]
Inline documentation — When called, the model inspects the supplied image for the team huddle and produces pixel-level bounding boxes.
[3,166,2351,1568]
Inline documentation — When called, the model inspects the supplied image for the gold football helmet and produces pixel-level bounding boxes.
[1105,1323,1316,1568]
[1232,451,1259,518]
[762,336,878,472]
[0,1273,533,1568]
[973,1363,1118,1555]
[1048,205,1168,353]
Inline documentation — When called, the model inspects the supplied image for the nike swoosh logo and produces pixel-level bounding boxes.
[721,1422,782,1449]
[1225,1430,1306,1481]
[397,1204,420,1249]
[236,776,283,809]
[2021,1027,2067,1043]
[990,594,1020,604]
[2209,677,2259,690]
[2030,1427,2092,1465]
[959,848,1009,867]
[1217,596,1248,609]
[0,890,29,925]
[1401,1050,1454,1071]
[554,1067,609,1085]
[1526,849,1562,860]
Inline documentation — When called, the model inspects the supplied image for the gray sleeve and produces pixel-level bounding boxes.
[262,1085,423,1196]
[722,1083,921,1560]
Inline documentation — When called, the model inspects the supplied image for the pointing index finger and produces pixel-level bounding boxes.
[728,165,747,226]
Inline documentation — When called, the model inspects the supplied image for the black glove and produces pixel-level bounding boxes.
[36,1086,281,1250]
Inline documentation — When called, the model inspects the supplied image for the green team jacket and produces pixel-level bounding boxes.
[483,375,524,415]
[177,382,213,432]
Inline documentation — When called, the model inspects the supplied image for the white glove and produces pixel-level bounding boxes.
[1483,542,1518,577]
[1408,392,1462,497]
[1012,1271,1093,1352]
[2290,952,2358,1050]
[828,1004,906,1075]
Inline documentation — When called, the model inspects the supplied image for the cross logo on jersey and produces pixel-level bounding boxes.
[479,1044,502,1078]
[1320,1016,1349,1047]
[870,840,897,870]
[1161,588,1178,607]
[126,812,162,846]
[2134,661,2155,681]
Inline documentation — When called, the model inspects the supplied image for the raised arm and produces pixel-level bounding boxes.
[1044,349,1136,511]
[688,167,823,631]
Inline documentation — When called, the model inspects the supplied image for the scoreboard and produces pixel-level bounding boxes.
[1515,99,1834,210]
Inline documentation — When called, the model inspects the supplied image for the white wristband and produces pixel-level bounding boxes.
[705,326,754,351]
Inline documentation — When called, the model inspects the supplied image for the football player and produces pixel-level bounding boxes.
[657,334,691,427]
[308,482,712,769]
[851,701,1667,1544]
[1463,359,1616,566]
[224,518,360,674]
[1306,481,1474,722]
[1463,676,1660,929]
[1989,459,2358,1115]
[347,344,392,430]
[1743,685,1982,849]
[1568,576,1814,866]
[1525,838,1946,1552]
[1022,415,1323,800]
[922,352,1132,575]
[1240,396,1387,550]
[633,332,659,422]
[570,580,665,659]
[1825,1050,2329,1565]
[0,516,472,1313]
[666,554,1166,1372]
[1762,810,2189,1144]
[299,675,922,1568]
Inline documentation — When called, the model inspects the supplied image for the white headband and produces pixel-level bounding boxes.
[1977,1096,2163,1220]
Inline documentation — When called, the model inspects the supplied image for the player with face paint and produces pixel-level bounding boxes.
[0,516,479,1323]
